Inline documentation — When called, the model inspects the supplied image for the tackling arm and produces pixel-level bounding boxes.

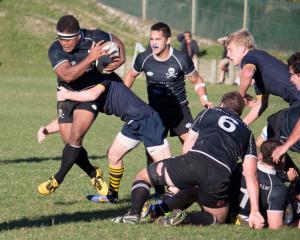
[57,84,106,102]
[187,71,213,108]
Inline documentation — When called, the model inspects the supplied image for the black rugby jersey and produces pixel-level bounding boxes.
[241,49,300,104]
[239,163,288,217]
[280,105,300,152]
[48,29,111,91]
[190,107,256,173]
[97,77,153,122]
[133,47,195,107]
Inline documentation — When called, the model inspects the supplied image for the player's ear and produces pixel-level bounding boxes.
[220,102,224,107]
[167,37,171,45]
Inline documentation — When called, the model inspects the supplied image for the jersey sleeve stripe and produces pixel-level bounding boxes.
[141,53,153,69]
[185,67,196,76]
[53,60,69,70]
[244,154,257,159]
[132,66,141,73]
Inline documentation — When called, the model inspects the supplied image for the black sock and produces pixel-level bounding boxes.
[75,147,96,178]
[54,144,81,183]
[129,180,151,216]
[154,185,165,195]
[153,201,170,217]
[188,211,217,226]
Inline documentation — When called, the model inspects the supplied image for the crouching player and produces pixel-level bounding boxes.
[112,91,264,229]
[237,139,288,230]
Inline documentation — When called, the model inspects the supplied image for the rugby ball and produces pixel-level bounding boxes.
[102,41,119,58]
[95,41,119,72]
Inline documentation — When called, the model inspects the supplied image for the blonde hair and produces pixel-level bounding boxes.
[225,29,255,49]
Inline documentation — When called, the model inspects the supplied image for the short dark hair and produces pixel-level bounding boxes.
[150,22,171,38]
[56,15,80,34]
[184,31,192,37]
[221,91,245,116]
[260,139,283,165]
[287,52,300,74]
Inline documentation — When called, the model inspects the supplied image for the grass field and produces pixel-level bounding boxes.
[0,0,299,239]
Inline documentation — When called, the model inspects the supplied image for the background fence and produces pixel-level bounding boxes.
[98,0,300,53]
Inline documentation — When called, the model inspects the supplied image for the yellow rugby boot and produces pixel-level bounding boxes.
[37,177,59,195]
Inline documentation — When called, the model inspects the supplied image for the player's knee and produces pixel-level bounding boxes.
[135,168,149,182]
[69,132,84,145]
[107,148,122,165]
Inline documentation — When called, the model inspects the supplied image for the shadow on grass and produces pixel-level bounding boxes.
[0,155,106,165]
[0,205,130,232]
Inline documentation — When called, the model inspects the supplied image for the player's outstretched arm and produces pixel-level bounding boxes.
[37,118,59,143]
[243,156,265,229]
[272,119,300,163]
[123,68,140,88]
[187,71,213,108]
[57,84,106,102]
[243,94,269,125]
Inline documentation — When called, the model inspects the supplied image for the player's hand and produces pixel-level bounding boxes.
[248,211,265,229]
[57,86,69,101]
[89,41,107,62]
[244,94,257,108]
[37,127,48,144]
[203,100,214,108]
[103,56,124,73]
[272,145,289,164]
[287,168,298,182]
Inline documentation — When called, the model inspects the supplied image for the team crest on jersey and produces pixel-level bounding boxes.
[146,71,154,76]
[166,68,177,78]
[91,104,97,111]
[58,109,64,119]
[185,123,192,128]
[71,61,76,65]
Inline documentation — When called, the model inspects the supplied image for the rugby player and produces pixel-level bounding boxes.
[226,30,300,125]
[124,22,212,144]
[37,14,125,196]
[112,92,264,229]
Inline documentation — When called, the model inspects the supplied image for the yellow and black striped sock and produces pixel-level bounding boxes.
[109,165,124,195]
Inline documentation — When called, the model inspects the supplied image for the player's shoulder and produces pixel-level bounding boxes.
[171,47,193,66]
[135,49,153,65]
[48,39,60,51]
[171,47,188,60]
[81,28,111,42]
[48,39,63,56]
[137,49,153,60]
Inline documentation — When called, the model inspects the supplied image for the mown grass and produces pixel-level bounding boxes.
[0,0,299,239]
